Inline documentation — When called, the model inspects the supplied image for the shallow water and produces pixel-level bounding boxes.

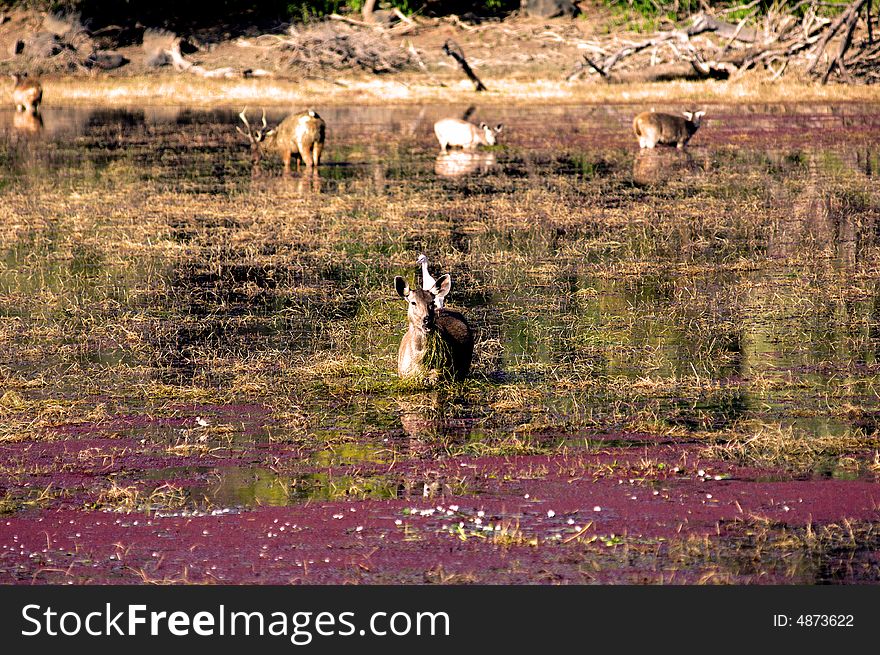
[1,102,879,513]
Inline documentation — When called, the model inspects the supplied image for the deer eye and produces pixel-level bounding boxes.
[410,301,417,306]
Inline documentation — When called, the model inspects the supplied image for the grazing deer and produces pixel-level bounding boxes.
[10,73,42,114]
[395,274,474,382]
[237,108,326,175]
[434,118,502,152]
[633,110,705,149]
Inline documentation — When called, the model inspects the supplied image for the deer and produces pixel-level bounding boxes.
[633,110,705,149]
[237,107,325,176]
[434,118,502,153]
[10,73,42,114]
[395,274,474,383]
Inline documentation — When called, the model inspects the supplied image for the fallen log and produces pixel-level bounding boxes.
[166,39,238,78]
[601,31,688,74]
[688,12,759,43]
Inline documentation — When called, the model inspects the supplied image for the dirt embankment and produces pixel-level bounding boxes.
[1,7,878,106]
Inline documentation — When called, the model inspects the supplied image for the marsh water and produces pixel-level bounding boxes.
[1,102,879,512]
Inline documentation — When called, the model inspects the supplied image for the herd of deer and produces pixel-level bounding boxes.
[8,72,707,385]
[238,105,706,384]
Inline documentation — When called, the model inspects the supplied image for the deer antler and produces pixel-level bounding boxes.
[236,107,254,141]
[236,107,269,144]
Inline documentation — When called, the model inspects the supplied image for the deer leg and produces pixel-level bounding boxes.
[301,146,314,169]
[282,150,292,177]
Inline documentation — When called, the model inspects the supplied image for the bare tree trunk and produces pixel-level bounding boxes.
[362,0,378,23]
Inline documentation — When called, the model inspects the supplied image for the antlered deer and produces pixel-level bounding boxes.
[10,73,42,114]
[434,118,502,152]
[633,110,705,149]
[237,108,325,175]
[395,274,474,382]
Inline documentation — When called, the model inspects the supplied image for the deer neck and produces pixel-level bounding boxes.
[407,324,431,356]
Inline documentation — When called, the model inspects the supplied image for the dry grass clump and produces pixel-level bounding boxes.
[702,424,879,472]
[92,481,190,514]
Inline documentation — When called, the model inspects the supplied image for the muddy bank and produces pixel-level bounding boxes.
[25,75,880,109]
[2,8,879,107]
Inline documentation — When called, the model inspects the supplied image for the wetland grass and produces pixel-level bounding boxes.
[1,103,879,582]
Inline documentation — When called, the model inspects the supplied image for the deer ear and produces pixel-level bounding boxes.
[695,111,706,120]
[683,111,694,121]
[495,124,503,133]
[395,276,410,299]
[431,274,452,303]
[479,122,487,129]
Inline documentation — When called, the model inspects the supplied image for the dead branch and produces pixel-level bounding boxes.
[566,54,607,82]
[277,23,413,75]
[602,31,689,74]
[166,39,237,78]
[566,1,880,86]
[442,39,487,91]
[807,0,867,72]
[821,0,867,82]
[688,12,759,43]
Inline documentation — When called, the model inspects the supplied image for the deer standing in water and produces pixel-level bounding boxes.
[434,118,502,153]
[395,273,473,383]
[237,108,325,175]
[633,110,705,149]
[10,73,42,114]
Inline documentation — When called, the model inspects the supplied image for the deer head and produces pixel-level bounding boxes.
[479,122,503,146]
[236,108,275,167]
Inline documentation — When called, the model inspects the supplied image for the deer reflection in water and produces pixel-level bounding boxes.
[434,150,498,179]
[12,110,43,136]
[631,148,698,186]
[396,391,474,466]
